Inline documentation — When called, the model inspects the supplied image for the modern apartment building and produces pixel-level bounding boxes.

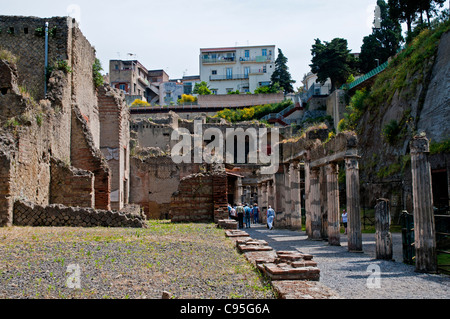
[109,60,168,105]
[199,45,276,95]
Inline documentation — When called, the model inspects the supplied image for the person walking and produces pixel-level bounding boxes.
[230,205,237,221]
[252,203,260,224]
[236,203,244,229]
[267,205,275,230]
[341,209,348,235]
[244,203,252,228]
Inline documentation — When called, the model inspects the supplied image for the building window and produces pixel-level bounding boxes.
[134,84,136,93]
[226,68,233,80]
[262,49,267,56]
[263,65,267,73]
[245,50,249,58]
[244,67,250,78]
[226,88,233,94]
[211,89,218,95]
[119,84,126,91]
[115,64,119,70]
[212,70,217,75]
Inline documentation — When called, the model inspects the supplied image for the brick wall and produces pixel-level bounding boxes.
[50,157,94,208]
[170,171,228,223]
[0,152,13,226]
[98,85,130,210]
[70,106,111,210]
[129,156,199,219]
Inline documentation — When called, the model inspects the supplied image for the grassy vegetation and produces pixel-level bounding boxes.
[430,138,450,154]
[0,221,275,299]
[0,48,18,64]
[214,100,292,123]
[338,19,450,137]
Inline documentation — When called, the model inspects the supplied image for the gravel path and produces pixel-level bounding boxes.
[245,224,450,299]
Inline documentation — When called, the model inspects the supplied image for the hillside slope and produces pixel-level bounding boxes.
[340,20,450,215]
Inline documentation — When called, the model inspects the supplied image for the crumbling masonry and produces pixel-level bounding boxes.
[0,16,143,227]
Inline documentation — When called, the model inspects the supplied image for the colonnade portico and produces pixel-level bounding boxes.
[257,132,363,252]
[256,132,438,272]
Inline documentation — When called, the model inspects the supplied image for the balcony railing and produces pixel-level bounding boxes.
[202,56,236,64]
[239,56,273,63]
[210,74,249,81]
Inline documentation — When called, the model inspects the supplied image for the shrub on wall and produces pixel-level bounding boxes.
[93,58,104,88]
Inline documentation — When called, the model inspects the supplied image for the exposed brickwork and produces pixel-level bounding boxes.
[170,173,215,222]
[225,230,331,299]
[50,157,94,208]
[98,85,130,210]
[70,106,111,210]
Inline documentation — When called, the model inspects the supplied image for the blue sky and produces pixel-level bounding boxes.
[2,0,449,86]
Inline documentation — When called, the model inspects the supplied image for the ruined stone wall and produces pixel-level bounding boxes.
[70,26,100,148]
[98,85,130,210]
[129,156,200,219]
[70,106,111,210]
[50,157,94,208]
[0,16,72,101]
[130,119,176,151]
[170,172,218,223]
[13,200,146,228]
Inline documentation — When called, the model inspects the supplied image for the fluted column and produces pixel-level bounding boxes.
[284,163,292,227]
[261,182,268,224]
[375,198,393,260]
[291,161,302,230]
[309,167,322,240]
[304,161,311,237]
[411,136,437,273]
[327,162,340,246]
[345,156,362,252]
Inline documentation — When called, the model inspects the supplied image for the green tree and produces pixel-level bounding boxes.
[359,0,403,73]
[388,0,418,36]
[310,38,357,92]
[254,82,282,94]
[270,49,295,94]
[193,81,211,95]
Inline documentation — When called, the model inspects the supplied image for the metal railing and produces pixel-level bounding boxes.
[435,213,450,274]
[210,74,249,81]
[202,57,236,64]
[340,61,389,91]
[239,56,273,63]
[260,103,298,122]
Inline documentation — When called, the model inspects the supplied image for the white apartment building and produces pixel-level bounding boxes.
[199,45,276,95]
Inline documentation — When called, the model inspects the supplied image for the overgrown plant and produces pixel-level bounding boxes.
[93,58,104,88]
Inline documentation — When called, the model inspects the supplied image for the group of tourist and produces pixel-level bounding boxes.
[227,203,348,234]
[227,203,275,230]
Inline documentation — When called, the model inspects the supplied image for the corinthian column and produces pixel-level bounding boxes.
[411,136,437,273]
[345,156,362,252]
[327,162,340,246]
[309,167,321,240]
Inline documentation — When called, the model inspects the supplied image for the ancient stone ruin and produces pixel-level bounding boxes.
[0,16,140,228]
[0,15,444,275]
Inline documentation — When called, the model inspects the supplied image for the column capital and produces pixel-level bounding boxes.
[345,156,359,170]
[326,162,339,175]
[410,136,430,154]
